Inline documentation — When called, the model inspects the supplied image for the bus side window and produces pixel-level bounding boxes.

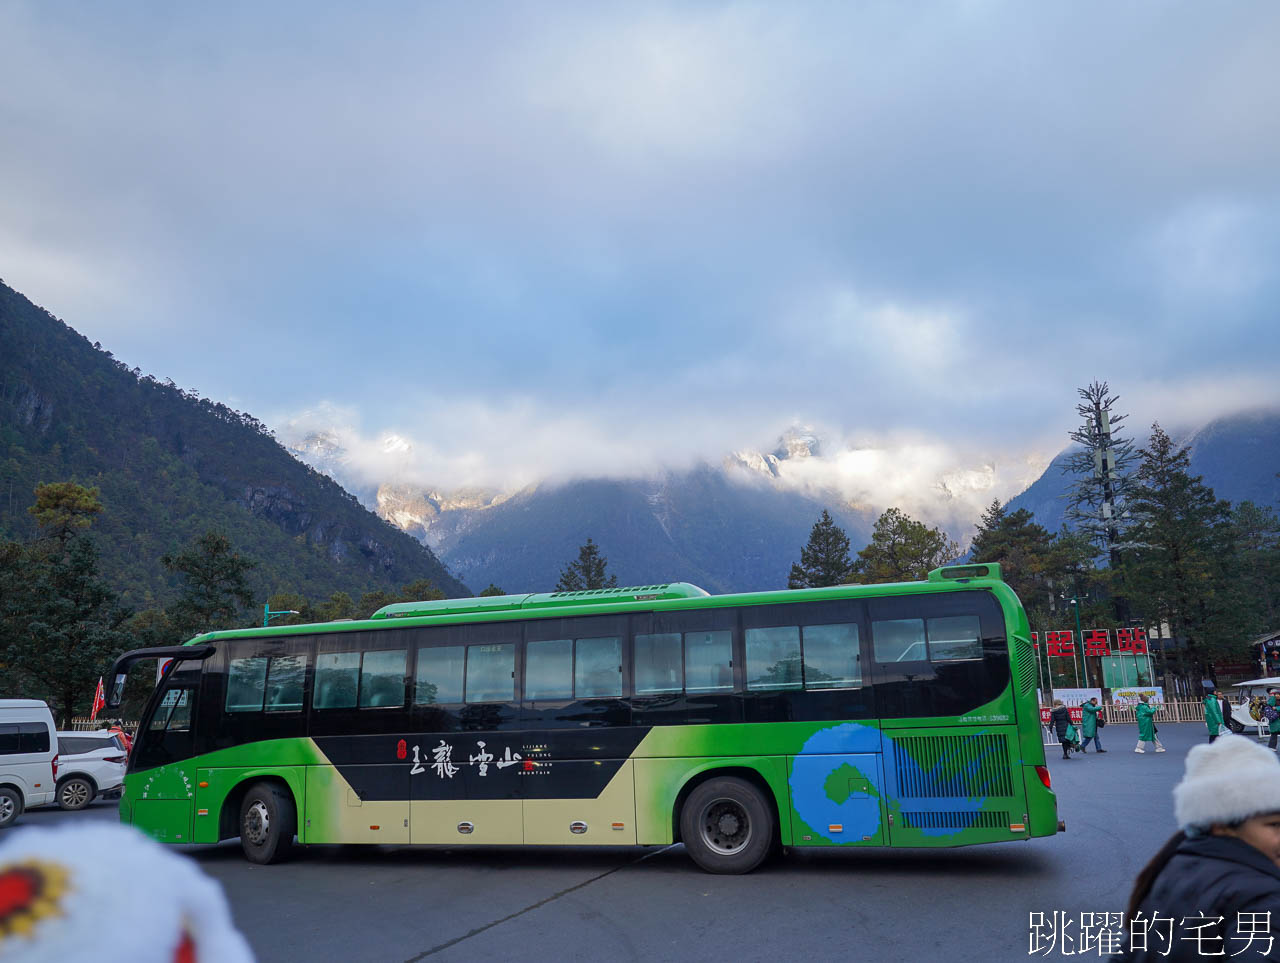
[684,631,732,693]
[359,650,407,708]
[415,645,465,704]
[872,619,927,663]
[576,636,622,698]
[634,633,682,694]
[465,644,514,703]
[926,615,982,661]
[265,654,308,711]
[226,657,269,712]
[802,623,861,689]
[315,652,360,709]
[745,626,803,690]
[526,639,573,701]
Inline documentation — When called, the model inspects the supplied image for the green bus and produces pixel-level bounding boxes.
[106,563,1060,873]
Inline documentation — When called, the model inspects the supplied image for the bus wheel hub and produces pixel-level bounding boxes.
[245,801,270,844]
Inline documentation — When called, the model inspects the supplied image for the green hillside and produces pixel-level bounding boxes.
[0,281,468,609]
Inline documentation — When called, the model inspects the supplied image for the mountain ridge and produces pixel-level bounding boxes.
[0,280,468,607]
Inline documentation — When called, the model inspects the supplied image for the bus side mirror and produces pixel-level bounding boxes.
[107,672,128,711]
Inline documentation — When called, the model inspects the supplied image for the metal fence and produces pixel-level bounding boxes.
[1040,700,1263,725]
[1040,700,1272,747]
[69,717,137,734]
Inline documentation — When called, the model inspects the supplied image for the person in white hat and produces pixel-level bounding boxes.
[1117,734,1280,960]
[0,823,253,962]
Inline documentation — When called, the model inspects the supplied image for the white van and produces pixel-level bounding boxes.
[0,699,59,828]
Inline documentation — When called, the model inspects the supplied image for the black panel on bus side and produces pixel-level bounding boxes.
[868,590,1009,720]
[738,599,877,724]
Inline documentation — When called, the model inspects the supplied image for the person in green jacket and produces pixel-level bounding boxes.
[1203,686,1225,744]
[1079,697,1107,753]
[1135,693,1164,753]
[1268,689,1280,751]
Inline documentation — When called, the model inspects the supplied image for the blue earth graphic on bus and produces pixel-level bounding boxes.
[789,723,884,842]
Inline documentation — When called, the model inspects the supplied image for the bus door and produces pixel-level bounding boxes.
[408,625,524,845]
[130,675,201,843]
[307,632,412,845]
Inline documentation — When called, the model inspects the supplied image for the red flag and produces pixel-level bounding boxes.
[90,676,106,722]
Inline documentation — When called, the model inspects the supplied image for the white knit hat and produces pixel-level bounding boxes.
[0,823,253,962]
[1174,733,1280,830]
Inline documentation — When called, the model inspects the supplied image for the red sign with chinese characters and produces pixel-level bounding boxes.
[1083,628,1111,657]
[1046,630,1075,658]
[1115,627,1148,654]
[1040,706,1083,725]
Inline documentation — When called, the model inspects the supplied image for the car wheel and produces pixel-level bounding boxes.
[57,776,95,811]
[0,787,22,828]
[679,776,775,874]
[239,781,296,864]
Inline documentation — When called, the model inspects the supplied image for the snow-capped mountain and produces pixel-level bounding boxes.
[284,422,1051,593]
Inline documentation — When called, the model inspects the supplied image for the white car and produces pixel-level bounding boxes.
[53,730,128,811]
[0,699,58,828]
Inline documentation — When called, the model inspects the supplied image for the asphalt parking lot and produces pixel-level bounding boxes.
[8,723,1224,962]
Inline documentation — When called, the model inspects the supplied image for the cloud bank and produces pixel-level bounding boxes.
[1,2,1277,500]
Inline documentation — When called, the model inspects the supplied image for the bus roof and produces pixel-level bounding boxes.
[185,563,1006,645]
[370,582,711,620]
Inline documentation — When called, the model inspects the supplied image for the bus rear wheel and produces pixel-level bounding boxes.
[239,782,296,864]
[680,777,774,874]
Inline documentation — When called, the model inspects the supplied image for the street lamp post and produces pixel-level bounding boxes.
[1068,596,1089,688]
[1128,617,1145,687]
[263,604,300,627]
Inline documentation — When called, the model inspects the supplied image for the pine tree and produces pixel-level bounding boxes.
[163,531,257,637]
[970,499,1100,646]
[478,584,506,597]
[556,538,618,591]
[26,481,103,542]
[969,500,1007,562]
[3,487,132,726]
[1224,502,1280,637]
[787,510,853,588]
[850,508,959,584]
[1124,424,1234,676]
[315,591,355,622]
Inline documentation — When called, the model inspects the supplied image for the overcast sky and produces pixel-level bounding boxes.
[3,2,1278,501]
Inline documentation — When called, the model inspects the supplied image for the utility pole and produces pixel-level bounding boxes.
[1065,382,1136,623]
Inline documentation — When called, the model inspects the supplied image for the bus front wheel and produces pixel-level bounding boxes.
[679,776,774,874]
[239,781,296,864]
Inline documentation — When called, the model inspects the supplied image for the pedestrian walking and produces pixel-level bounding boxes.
[1050,699,1073,760]
[1079,697,1107,753]
[1203,686,1225,744]
[1134,693,1164,753]
[1219,690,1239,734]
[1116,734,1280,960]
